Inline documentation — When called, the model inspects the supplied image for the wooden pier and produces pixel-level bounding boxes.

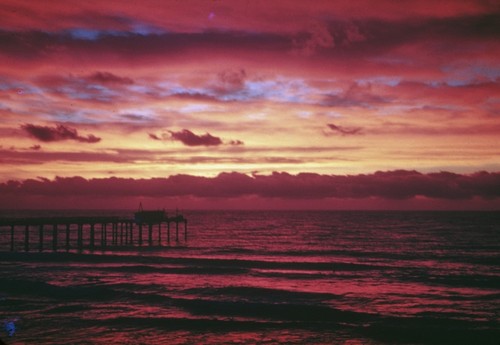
[0,211,187,252]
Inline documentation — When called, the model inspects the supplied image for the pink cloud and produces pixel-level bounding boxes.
[148,133,161,141]
[2,170,499,200]
[0,1,496,33]
[216,69,247,92]
[168,129,222,146]
[326,123,363,136]
[86,71,134,85]
[151,130,245,147]
[21,124,101,143]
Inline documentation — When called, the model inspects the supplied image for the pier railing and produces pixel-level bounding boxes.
[0,215,187,252]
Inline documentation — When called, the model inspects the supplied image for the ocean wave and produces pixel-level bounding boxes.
[0,251,389,272]
[1,279,128,301]
[173,297,370,323]
[182,286,341,303]
[101,264,249,275]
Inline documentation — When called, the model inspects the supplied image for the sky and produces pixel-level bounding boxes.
[1,0,499,210]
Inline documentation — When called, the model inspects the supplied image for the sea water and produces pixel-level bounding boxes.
[0,210,499,344]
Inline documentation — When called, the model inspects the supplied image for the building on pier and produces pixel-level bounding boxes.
[134,203,167,224]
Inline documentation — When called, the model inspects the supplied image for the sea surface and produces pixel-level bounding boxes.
[0,210,499,344]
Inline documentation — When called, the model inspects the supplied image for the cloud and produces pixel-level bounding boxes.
[228,140,244,146]
[21,124,101,143]
[169,129,222,146]
[321,82,391,108]
[216,69,247,92]
[293,23,335,56]
[0,30,288,63]
[86,71,134,85]
[29,144,41,150]
[327,123,363,136]
[0,1,498,34]
[149,129,243,147]
[1,170,499,201]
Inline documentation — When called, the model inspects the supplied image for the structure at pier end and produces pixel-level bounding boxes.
[0,208,188,252]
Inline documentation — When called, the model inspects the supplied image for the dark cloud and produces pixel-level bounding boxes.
[0,30,288,61]
[21,124,101,143]
[1,13,499,64]
[150,129,245,147]
[120,114,155,123]
[29,144,41,150]
[322,83,391,108]
[0,149,127,164]
[87,71,134,85]
[169,129,222,146]
[293,23,335,56]
[171,92,220,102]
[327,123,362,136]
[34,73,121,104]
[216,69,247,92]
[0,147,355,166]
[148,133,161,141]
[228,139,244,146]
[1,170,499,200]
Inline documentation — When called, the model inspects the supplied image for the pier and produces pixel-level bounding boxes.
[0,210,187,252]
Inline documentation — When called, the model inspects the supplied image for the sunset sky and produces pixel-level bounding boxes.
[1,0,499,209]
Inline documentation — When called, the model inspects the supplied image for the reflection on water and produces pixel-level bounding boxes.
[0,210,499,344]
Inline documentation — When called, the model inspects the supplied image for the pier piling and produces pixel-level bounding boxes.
[176,221,179,242]
[139,224,143,246]
[120,223,124,245]
[39,224,43,252]
[90,224,95,249]
[158,223,161,245]
[185,220,188,242]
[66,224,70,251]
[24,225,29,252]
[52,224,57,252]
[148,223,153,246]
[10,225,14,252]
[77,224,83,251]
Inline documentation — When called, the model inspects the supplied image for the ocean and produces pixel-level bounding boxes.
[0,210,499,344]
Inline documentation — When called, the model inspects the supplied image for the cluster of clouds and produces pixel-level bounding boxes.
[21,124,101,143]
[1,8,499,131]
[18,121,359,148]
[0,1,499,192]
[2,170,499,200]
[18,122,246,148]
[149,129,244,147]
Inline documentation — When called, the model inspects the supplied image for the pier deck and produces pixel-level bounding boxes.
[0,213,187,252]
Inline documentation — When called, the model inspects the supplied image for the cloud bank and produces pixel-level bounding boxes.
[2,170,499,200]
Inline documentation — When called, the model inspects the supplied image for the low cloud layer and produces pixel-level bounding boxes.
[2,170,499,200]
[21,124,101,143]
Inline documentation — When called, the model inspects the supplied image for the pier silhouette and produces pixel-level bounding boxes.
[0,209,187,252]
